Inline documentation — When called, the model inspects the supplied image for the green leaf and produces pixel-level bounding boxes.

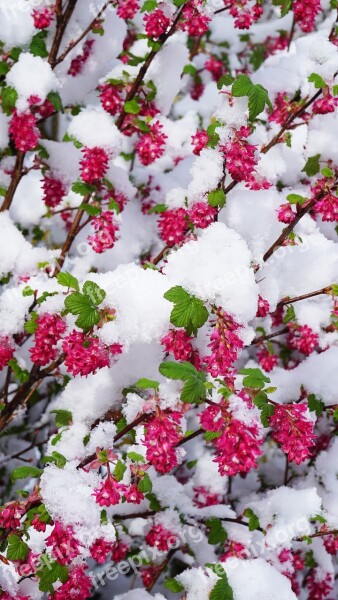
[0,61,10,76]
[25,312,38,334]
[210,573,234,600]
[308,73,326,89]
[83,280,106,306]
[127,451,145,462]
[208,189,226,208]
[38,561,69,593]
[286,193,307,205]
[283,305,296,324]
[253,391,268,410]
[181,376,206,404]
[332,284,338,296]
[11,466,43,482]
[204,430,222,441]
[51,409,73,428]
[302,154,321,177]
[30,31,48,58]
[206,517,227,545]
[7,535,29,561]
[22,285,35,297]
[217,74,235,89]
[47,91,63,112]
[124,99,141,114]
[232,74,253,97]
[183,64,197,76]
[249,45,265,71]
[79,202,101,216]
[159,360,197,380]
[164,286,209,335]
[332,84,338,96]
[64,292,100,330]
[1,86,18,115]
[244,508,261,531]
[207,120,221,149]
[308,394,325,417]
[8,359,29,384]
[141,0,158,11]
[114,460,127,482]
[138,472,153,493]
[260,403,275,427]
[239,368,270,389]
[42,451,67,469]
[71,181,96,196]
[164,578,185,593]
[248,83,272,121]
[56,272,79,291]
[135,378,159,390]
[321,167,334,178]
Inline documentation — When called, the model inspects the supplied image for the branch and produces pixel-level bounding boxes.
[277,286,333,307]
[251,327,289,346]
[48,0,78,67]
[0,151,25,213]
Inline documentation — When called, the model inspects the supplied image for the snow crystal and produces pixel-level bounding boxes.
[67,107,122,153]
[7,53,58,108]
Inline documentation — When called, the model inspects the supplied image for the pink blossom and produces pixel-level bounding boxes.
[68,39,95,77]
[90,538,112,563]
[269,402,316,464]
[46,522,81,565]
[62,331,110,377]
[32,6,54,29]
[80,146,109,184]
[93,477,121,507]
[203,310,243,378]
[144,411,183,473]
[144,9,170,38]
[42,176,66,208]
[188,202,216,228]
[158,207,189,246]
[9,110,40,151]
[136,121,167,165]
[51,566,92,600]
[145,523,178,551]
[191,130,208,155]
[88,211,119,253]
[257,347,279,372]
[277,203,295,224]
[0,336,14,370]
[99,83,124,116]
[287,324,319,355]
[293,0,322,32]
[117,0,140,19]
[30,314,66,366]
[256,295,270,318]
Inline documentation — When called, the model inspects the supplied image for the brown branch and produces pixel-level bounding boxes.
[177,428,204,446]
[287,15,296,51]
[0,151,25,212]
[251,327,289,346]
[52,198,89,277]
[277,286,333,307]
[48,0,78,67]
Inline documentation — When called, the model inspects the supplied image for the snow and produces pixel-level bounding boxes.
[0,0,35,49]
[164,222,258,332]
[223,558,297,600]
[7,53,58,109]
[67,107,123,152]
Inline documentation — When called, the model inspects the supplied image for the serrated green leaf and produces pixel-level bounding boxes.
[30,31,48,57]
[83,280,106,306]
[217,74,235,89]
[0,61,10,76]
[204,430,222,441]
[159,360,197,380]
[206,517,227,545]
[244,508,261,531]
[207,120,221,149]
[135,378,159,390]
[164,287,208,335]
[320,167,334,178]
[308,394,324,417]
[260,403,275,427]
[7,535,29,561]
[71,181,96,196]
[1,86,18,115]
[210,574,234,600]
[25,313,38,334]
[79,202,101,216]
[47,91,63,112]
[183,64,197,76]
[253,391,268,409]
[308,73,326,89]
[38,561,68,593]
[239,368,270,389]
[56,272,79,291]
[248,83,272,121]
[42,451,67,468]
[333,84,338,96]
[181,376,206,404]
[51,409,73,427]
[127,451,145,462]
[302,154,321,177]
[141,0,158,11]
[64,292,100,330]
[283,304,296,324]
[8,359,29,384]
[11,466,43,482]
[232,74,253,97]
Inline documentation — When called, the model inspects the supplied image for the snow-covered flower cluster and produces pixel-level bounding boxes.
[0,1,337,599]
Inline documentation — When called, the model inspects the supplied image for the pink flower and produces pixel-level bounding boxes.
[312,95,338,115]
[80,146,109,184]
[88,211,119,253]
[161,329,194,361]
[42,176,66,208]
[9,110,40,151]
[205,57,224,81]
[277,203,295,224]
[306,570,333,600]
[293,0,322,33]
[188,202,216,229]
[32,6,54,29]
[46,522,81,565]
[222,137,258,182]
[158,207,189,246]
[144,9,170,38]
[0,502,23,529]
[145,524,178,551]
[269,402,316,464]
[193,486,224,508]
[90,538,112,563]
[117,0,140,19]
[30,314,66,366]
[257,347,279,372]
[191,130,208,155]
[213,418,262,476]
[51,566,92,600]
[99,83,123,116]
[93,477,121,507]
[256,296,270,318]
[136,120,167,165]
[122,483,145,504]
[287,324,319,356]
[203,310,243,378]
[62,331,110,377]
[68,39,95,77]
[111,540,129,562]
[144,411,183,473]
[0,336,14,370]
[220,540,248,561]
[180,2,211,36]
[269,92,292,125]
[315,192,338,222]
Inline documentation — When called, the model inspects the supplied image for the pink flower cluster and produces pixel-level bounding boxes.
[30,313,66,366]
[99,83,124,116]
[0,336,14,370]
[42,175,66,208]
[68,39,95,77]
[158,202,216,246]
[62,331,111,377]
[269,402,316,464]
[293,0,322,33]
[257,347,279,372]
[144,411,183,473]
[117,0,140,20]
[136,121,167,165]
[88,211,119,253]
[203,310,243,378]
[80,146,109,184]
[180,2,211,36]
[46,522,81,565]
[287,324,319,356]
[191,130,208,155]
[144,9,170,38]
[32,6,55,29]
[9,110,40,152]
[145,523,178,551]
[51,566,92,600]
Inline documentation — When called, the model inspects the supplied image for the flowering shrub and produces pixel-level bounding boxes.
[0,1,337,599]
